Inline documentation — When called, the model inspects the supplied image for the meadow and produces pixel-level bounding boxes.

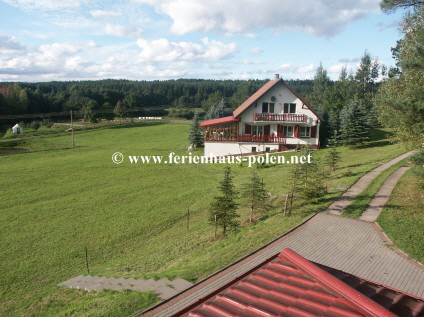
[0,121,406,316]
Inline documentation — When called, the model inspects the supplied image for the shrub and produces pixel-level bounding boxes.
[30,121,41,131]
[41,118,53,128]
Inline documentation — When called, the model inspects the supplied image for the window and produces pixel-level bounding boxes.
[283,126,294,137]
[299,126,310,138]
[252,147,257,152]
[283,103,296,113]
[265,147,271,152]
[262,102,275,113]
[252,125,264,135]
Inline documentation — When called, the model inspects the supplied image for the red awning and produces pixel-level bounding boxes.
[199,116,239,127]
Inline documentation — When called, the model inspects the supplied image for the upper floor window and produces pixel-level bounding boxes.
[284,103,296,113]
[262,102,274,113]
[299,126,310,138]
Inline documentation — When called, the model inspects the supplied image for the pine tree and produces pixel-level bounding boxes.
[114,100,126,124]
[209,166,239,236]
[310,63,331,113]
[297,148,327,200]
[188,113,204,148]
[325,132,342,172]
[340,101,371,148]
[242,170,269,223]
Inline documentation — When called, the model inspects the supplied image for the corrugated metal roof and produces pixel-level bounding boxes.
[199,116,239,127]
[176,249,424,317]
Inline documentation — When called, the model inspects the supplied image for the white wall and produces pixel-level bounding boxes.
[238,81,319,132]
[204,142,279,157]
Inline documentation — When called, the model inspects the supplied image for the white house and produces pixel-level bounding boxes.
[200,74,321,157]
[12,124,23,135]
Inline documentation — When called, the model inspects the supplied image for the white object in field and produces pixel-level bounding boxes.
[12,124,23,135]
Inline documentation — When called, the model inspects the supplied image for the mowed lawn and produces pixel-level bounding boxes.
[378,168,424,264]
[0,123,405,316]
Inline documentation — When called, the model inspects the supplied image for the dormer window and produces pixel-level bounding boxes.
[284,103,296,114]
[262,102,274,113]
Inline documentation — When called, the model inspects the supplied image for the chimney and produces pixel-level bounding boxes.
[274,74,280,80]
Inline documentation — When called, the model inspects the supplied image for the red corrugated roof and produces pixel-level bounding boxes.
[177,249,424,317]
[199,116,239,127]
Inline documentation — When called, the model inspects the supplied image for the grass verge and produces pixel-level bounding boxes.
[377,168,424,264]
[343,157,411,218]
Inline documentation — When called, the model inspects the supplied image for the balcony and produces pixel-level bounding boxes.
[254,113,307,122]
[238,134,286,144]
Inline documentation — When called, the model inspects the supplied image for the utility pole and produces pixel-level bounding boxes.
[70,110,75,147]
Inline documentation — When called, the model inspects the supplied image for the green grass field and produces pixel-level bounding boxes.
[0,123,406,316]
[378,168,424,264]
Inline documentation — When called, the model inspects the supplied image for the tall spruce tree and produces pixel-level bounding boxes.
[309,63,331,113]
[297,147,327,200]
[209,166,239,236]
[188,113,203,148]
[340,101,371,148]
[325,132,342,172]
[242,170,269,223]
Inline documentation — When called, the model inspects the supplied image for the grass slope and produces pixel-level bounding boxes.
[343,157,412,218]
[0,123,404,316]
[378,168,424,264]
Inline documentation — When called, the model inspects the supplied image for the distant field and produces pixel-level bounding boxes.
[0,123,405,316]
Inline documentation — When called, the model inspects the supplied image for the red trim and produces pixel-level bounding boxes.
[311,125,317,138]
[294,125,299,138]
[199,116,239,127]
[283,249,397,317]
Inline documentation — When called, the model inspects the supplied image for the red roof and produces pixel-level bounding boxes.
[177,249,424,317]
[233,78,281,118]
[232,78,322,120]
[200,116,239,127]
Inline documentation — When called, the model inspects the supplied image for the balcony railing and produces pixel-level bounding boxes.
[254,113,306,122]
[238,134,286,143]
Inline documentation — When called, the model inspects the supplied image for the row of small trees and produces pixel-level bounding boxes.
[209,147,342,237]
[209,166,269,236]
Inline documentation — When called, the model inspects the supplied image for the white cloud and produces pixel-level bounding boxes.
[136,37,236,62]
[242,33,257,39]
[296,63,315,74]
[134,0,380,36]
[250,47,263,56]
[3,0,88,10]
[104,24,141,37]
[0,35,26,52]
[90,9,122,18]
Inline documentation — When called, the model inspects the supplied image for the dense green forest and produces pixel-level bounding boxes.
[0,78,314,117]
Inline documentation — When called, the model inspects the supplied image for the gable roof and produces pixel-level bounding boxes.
[199,116,239,127]
[233,78,322,121]
[177,248,424,317]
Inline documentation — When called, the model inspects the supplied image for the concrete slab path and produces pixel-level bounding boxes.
[328,151,414,215]
[360,165,412,222]
[58,276,192,299]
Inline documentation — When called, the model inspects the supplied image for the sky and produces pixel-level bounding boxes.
[0,0,404,82]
